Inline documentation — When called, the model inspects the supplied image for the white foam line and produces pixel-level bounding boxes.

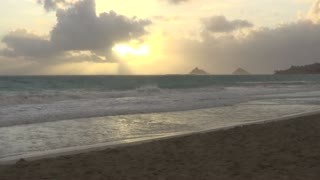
[1,110,320,165]
[0,132,192,165]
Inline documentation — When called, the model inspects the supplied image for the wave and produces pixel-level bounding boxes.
[239,80,311,85]
[135,84,162,93]
[0,85,164,107]
[2,75,320,92]
[1,83,320,127]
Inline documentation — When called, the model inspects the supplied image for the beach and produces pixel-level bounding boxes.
[1,113,320,180]
[2,0,320,179]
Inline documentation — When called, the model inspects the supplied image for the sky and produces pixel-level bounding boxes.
[0,0,319,75]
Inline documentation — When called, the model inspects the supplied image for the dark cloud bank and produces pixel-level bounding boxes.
[160,0,320,73]
[1,0,151,63]
[203,16,253,33]
[172,17,320,74]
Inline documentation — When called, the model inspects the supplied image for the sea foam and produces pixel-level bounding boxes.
[0,83,319,127]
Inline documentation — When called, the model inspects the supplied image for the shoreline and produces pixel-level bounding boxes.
[1,110,319,165]
[1,111,320,179]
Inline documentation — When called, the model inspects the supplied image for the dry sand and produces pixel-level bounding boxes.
[1,114,320,180]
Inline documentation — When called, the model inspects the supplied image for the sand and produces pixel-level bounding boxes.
[1,114,320,180]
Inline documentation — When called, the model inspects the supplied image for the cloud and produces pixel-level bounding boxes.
[51,0,151,54]
[152,15,184,23]
[37,0,78,11]
[159,0,191,4]
[3,0,320,75]
[1,29,58,58]
[308,0,320,22]
[1,0,151,62]
[203,16,253,33]
[168,19,320,74]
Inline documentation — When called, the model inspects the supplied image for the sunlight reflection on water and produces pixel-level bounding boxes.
[0,97,320,159]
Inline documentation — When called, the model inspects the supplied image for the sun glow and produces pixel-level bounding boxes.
[112,44,150,56]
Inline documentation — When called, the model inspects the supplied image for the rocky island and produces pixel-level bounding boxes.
[189,67,209,75]
[232,68,250,75]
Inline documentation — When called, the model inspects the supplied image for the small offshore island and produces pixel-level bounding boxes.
[275,63,320,74]
[232,68,251,75]
[189,67,209,75]
[2,0,320,179]
[189,67,251,75]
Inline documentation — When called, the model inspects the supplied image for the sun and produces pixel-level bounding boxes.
[112,44,150,57]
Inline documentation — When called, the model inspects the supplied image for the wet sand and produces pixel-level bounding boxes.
[1,114,320,180]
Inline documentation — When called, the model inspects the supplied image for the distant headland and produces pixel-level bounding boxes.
[275,63,320,74]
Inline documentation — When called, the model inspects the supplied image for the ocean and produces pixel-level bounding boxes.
[1,75,320,161]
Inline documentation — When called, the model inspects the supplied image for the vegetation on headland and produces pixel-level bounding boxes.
[275,63,320,74]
